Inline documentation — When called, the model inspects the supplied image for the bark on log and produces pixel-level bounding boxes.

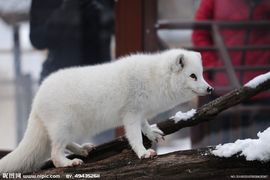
[34,148,270,179]
[40,78,270,170]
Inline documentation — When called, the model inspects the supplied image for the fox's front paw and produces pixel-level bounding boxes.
[70,158,84,166]
[62,158,83,167]
[145,125,165,143]
[140,149,157,159]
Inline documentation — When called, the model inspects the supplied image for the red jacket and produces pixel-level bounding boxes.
[192,0,270,98]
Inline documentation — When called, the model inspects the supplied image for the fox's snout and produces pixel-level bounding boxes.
[206,86,214,94]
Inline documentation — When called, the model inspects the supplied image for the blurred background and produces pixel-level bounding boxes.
[0,0,44,150]
[0,0,269,157]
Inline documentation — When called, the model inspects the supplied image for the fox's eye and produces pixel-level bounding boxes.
[190,74,197,81]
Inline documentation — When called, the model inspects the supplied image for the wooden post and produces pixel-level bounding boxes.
[115,0,143,57]
[143,0,159,52]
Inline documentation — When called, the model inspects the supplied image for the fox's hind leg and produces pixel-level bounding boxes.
[66,142,95,157]
[48,124,84,167]
[51,142,83,167]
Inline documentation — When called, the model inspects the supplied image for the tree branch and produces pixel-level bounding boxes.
[40,78,270,170]
[157,76,270,135]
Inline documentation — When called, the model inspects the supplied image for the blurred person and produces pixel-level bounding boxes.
[30,0,114,82]
[191,0,270,147]
[29,0,115,145]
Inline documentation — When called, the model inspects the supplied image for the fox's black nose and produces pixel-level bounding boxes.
[207,87,214,94]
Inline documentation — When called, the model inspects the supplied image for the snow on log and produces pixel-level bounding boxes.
[170,109,196,123]
[245,71,270,88]
[212,127,270,162]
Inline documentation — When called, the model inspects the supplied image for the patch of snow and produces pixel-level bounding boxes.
[244,71,270,88]
[170,109,196,123]
[212,127,270,162]
[157,137,191,155]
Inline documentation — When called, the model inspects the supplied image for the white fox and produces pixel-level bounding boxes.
[0,49,213,173]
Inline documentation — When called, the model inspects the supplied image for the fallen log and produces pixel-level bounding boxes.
[34,147,270,179]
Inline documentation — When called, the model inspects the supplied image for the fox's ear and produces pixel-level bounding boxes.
[178,54,185,68]
[171,54,184,72]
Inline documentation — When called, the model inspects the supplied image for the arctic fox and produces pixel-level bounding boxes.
[0,49,213,173]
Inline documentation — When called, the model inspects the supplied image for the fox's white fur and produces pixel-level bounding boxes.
[0,49,212,173]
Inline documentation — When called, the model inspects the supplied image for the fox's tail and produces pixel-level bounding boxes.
[0,112,50,173]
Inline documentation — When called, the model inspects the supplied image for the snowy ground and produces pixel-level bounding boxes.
[157,137,191,155]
